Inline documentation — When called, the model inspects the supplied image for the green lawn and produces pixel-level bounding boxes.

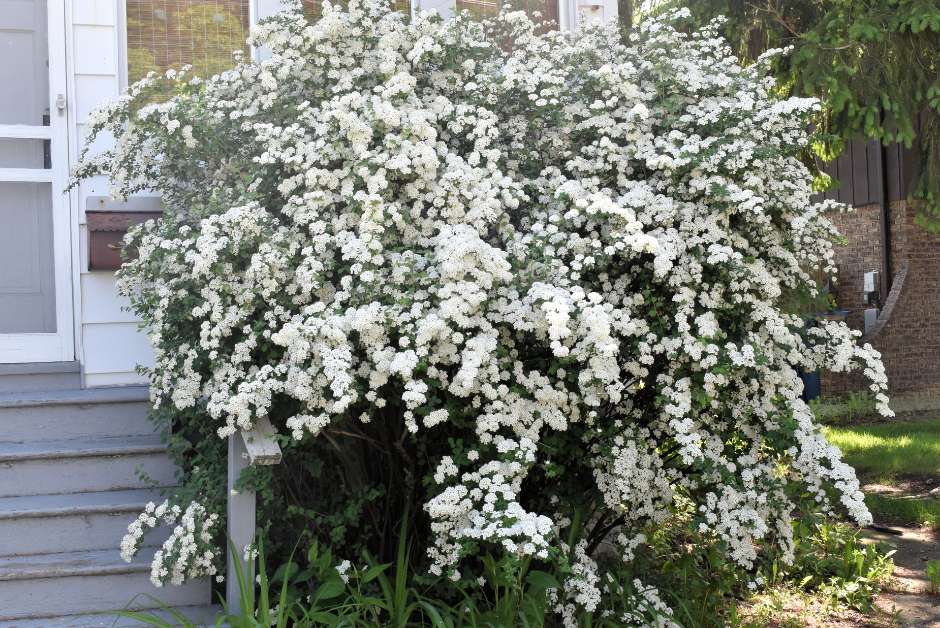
[824,417,940,529]
[823,418,940,481]
[863,494,940,529]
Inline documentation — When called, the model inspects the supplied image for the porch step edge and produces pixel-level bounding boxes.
[0,604,222,627]
[0,435,165,463]
[0,362,81,377]
[0,488,167,520]
[0,385,150,409]
[0,548,150,581]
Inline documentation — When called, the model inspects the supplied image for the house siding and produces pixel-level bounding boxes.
[823,200,940,398]
[65,0,310,387]
[70,0,152,386]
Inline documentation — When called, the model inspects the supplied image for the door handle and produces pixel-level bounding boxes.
[55,94,66,114]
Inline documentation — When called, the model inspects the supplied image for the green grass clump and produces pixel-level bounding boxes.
[863,494,940,529]
[811,393,878,425]
[823,418,940,482]
[823,417,940,529]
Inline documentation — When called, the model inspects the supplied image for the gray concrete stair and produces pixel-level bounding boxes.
[0,381,212,622]
[0,435,177,497]
[1,604,221,626]
[0,489,170,556]
[0,362,81,393]
[0,385,153,442]
[0,549,211,620]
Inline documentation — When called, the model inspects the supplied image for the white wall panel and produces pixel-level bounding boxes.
[73,24,117,75]
[77,178,112,222]
[73,0,117,26]
[77,123,116,156]
[85,371,148,387]
[81,273,139,324]
[82,321,154,376]
[68,5,146,386]
[75,74,119,123]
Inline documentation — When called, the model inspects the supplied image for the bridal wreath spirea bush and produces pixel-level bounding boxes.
[75,0,892,622]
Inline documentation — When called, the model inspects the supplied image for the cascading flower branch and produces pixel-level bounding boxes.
[74,0,892,622]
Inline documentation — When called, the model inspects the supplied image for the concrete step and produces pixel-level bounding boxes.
[0,386,154,443]
[0,549,211,620]
[0,362,82,394]
[0,436,176,498]
[0,489,170,556]
[0,604,221,627]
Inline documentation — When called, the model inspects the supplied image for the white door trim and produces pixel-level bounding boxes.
[0,0,75,363]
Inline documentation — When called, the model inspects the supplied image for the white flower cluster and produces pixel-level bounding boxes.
[76,0,893,619]
[120,500,220,587]
[614,579,681,628]
[426,437,554,577]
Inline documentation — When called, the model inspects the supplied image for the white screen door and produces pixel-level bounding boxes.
[0,0,73,363]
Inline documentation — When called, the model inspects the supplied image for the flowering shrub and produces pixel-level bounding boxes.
[74,0,892,622]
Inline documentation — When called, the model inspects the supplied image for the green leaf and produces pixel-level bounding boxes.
[314,578,347,602]
[305,611,341,625]
[417,601,452,628]
[361,562,391,584]
[525,569,560,593]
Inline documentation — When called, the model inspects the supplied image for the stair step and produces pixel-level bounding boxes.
[0,362,82,394]
[0,386,154,443]
[0,549,210,620]
[0,436,176,498]
[0,489,169,556]
[0,604,221,627]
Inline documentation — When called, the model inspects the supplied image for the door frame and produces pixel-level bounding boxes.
[0,0,75,363]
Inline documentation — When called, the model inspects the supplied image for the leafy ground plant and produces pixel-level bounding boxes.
[810,392,879,425]
[119,520,897,627]
[927,560,940,595]
[741,521,896,626]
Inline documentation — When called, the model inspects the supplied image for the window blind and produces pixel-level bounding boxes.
[456,0,559,27]
[126,0,251,89]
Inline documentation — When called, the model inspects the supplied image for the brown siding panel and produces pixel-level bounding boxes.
[866,139,883,204]
[851,139,869,205]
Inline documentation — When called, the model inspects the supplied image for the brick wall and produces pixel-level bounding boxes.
[826,203,884,331]
[823,201,940,396]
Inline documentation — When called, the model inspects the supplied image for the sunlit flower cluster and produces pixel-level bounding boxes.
[120,500,220,587]
[76,0,891,620]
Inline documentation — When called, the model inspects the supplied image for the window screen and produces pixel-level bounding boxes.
[125,0,413,93]
[125,0,251,89]
[456,0,559,27]
[301,0,410,21]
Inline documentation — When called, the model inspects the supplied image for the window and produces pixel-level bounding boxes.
[124,0,415,94]
[457,0,558,26]
[125,0,251,92]
[301,0,410,21]
[123,0,569,99]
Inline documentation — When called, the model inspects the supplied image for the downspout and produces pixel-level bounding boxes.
[879,116,892,301]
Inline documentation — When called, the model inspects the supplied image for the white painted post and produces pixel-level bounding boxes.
[226,416,282,615]
[227,431,255,615]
